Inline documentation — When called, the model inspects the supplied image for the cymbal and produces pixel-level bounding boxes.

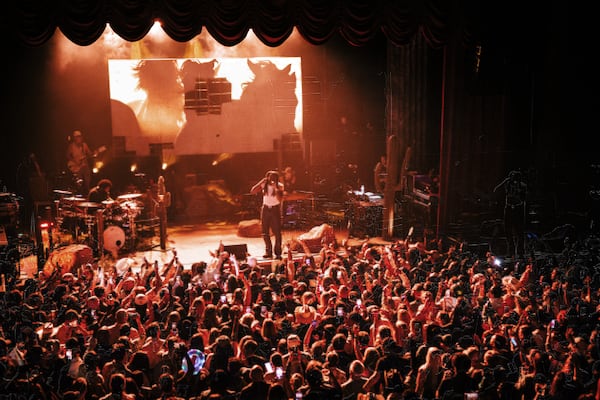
[117,193,142,200]
[102,200,116,206]
[77,202,102,208]
[63,196,85,202]
[53,189,72,196]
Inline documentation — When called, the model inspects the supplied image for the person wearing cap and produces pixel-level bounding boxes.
[131,292,150,322]
[251,170,285,260]
[66,129,93,195]
[294,292,317,326]
[81,296,102,328]
[282,334,311,376]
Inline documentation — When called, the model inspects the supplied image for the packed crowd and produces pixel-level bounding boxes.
[1,227,600,400]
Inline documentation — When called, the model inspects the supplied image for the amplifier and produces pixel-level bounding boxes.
[223,244,248,261]
[346,201,382,238]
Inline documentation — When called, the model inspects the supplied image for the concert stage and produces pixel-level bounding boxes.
[21,216,392,280]
[14,186,402,280]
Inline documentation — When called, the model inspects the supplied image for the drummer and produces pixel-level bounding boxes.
[88,178,113,203]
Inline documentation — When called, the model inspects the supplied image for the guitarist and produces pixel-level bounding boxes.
[66,130,93,195]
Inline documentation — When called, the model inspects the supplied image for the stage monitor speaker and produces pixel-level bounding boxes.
[42,244,94,279]
[223,244,248,261]
[237,219,261,237]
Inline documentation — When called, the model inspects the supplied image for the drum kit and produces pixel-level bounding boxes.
[54,190,145,257]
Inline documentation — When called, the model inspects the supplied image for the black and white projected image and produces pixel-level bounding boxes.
[108,57,302,156]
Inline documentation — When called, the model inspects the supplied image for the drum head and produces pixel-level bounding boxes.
[103,225,126,255]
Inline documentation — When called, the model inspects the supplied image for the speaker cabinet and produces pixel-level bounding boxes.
[223,244,248,261]
[346,201,383,238]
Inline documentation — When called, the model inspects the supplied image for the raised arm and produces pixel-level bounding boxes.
[152,260,162,289]
[303,316,320,351]
[250,177,267,194]
[493,177,509,193]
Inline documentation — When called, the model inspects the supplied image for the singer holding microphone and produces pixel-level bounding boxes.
[251,170,285,259]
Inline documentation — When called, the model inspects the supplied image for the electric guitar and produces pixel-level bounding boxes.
[67,145,107,174]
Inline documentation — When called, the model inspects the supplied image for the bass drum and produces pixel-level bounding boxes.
[103,225,126,258]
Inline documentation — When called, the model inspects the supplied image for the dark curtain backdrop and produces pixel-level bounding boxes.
[9,0,466,48]
[3,0,574,235]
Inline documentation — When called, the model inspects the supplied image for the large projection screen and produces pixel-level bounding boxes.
[109,57,302,156]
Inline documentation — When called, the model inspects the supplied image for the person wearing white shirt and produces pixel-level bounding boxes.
[251,170,285,259]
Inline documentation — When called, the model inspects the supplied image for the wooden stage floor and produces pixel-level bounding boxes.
[147,215,400,266]
[134,219,325,268]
